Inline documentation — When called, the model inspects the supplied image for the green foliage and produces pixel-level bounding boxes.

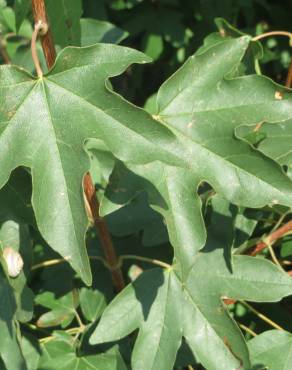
[91,196,292,370]
[14,0,29,31]
[45,0,83,47]
[0,1,292,370]
[248,330,292,369]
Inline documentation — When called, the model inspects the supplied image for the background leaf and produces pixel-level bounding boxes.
[45,0,83,47]
[248,330,292,370]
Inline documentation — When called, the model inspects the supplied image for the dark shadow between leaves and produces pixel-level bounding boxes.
[0,266,17,335]
[104,161,168,213]
[132,268,164,320]
[80,319,132,365]
[251,365,267,370]
[202,202,237,273]
[0,167,34,226]
[175,338,198,368]
[101,28,126,44]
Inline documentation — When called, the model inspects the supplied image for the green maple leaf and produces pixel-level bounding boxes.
[90,205,292,370]
[0,44,182,284]
[237,119,292,176]
[0,265,27,370]
[0,221,33,370]
[38,337,127,370]
[1,36,292,284]
[248,330,292,370]
[101,35,292,279]
[0,220,34,323]
[90,255,292,370]
[40,353,127,370]
[0,170,35,370]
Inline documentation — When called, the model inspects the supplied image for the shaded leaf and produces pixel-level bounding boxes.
[79,287,106,322]
[2,36,292,286]
[81,18,128,46]
[36,291,78,328]
[0,44,178,284]
[0,266,27,370]
[102,36,292,280]
[0,168,33,225]
[0,220,34,322]
[45,0,83,47]
[39,337,127,370]
[14,0,29,32]
[106,192,168,246]
[21,334,41,370]
[91,250,292,370]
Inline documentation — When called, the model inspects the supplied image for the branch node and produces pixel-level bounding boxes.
[37,20,49,36]
[31,20,46,78]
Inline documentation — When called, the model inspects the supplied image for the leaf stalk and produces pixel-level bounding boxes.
[31,0,56,69]
[253,30,292,42]
[31,20,47,78]
[239,301,285,331]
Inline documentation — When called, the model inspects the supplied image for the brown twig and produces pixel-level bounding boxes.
[248,220,292,256]
[31,0,56,69]
[286,60,292,87]
[83,173,125,292]
[31,0,125,292]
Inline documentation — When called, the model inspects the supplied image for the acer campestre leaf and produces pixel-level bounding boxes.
[0,220,31,369]
[0,266,27,370]
[248,330,292,370]
[35,291,78,328]
[90,251,292,370]
[81,18,128,46]
[0,44,181,284]
[237,118,292,176]
[38,337,127,370]
[102,36,292,278]
[79,287,106,322]
[97,162,292,370]
[40,353,127,370]
[2,36,292,284]
[0,220,34,323]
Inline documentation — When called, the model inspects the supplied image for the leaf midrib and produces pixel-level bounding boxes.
[46,78,178,164]
[175,127,290,202]
[146,272,172,370]
[48,76,290,204]
[39,81,81,259]
[182,283,242,367]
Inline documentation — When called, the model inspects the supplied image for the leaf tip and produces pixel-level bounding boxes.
[79,265,92,286]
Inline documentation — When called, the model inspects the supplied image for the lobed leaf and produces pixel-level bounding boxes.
[91,251,292,370]
[248,330,292,370]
